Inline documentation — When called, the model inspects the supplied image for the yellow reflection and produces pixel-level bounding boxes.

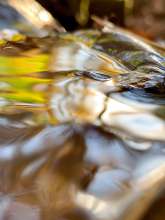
[0,54,49,74]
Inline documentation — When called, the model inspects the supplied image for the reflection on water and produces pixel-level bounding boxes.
[0,28,164,220]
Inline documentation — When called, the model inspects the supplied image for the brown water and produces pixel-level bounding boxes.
[0,29,165,220]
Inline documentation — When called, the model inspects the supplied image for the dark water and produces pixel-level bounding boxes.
[0,28,164,220]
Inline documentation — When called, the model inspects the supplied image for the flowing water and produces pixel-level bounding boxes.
[0,26,165,220]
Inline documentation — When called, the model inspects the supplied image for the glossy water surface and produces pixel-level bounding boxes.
[0,28,165,220]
